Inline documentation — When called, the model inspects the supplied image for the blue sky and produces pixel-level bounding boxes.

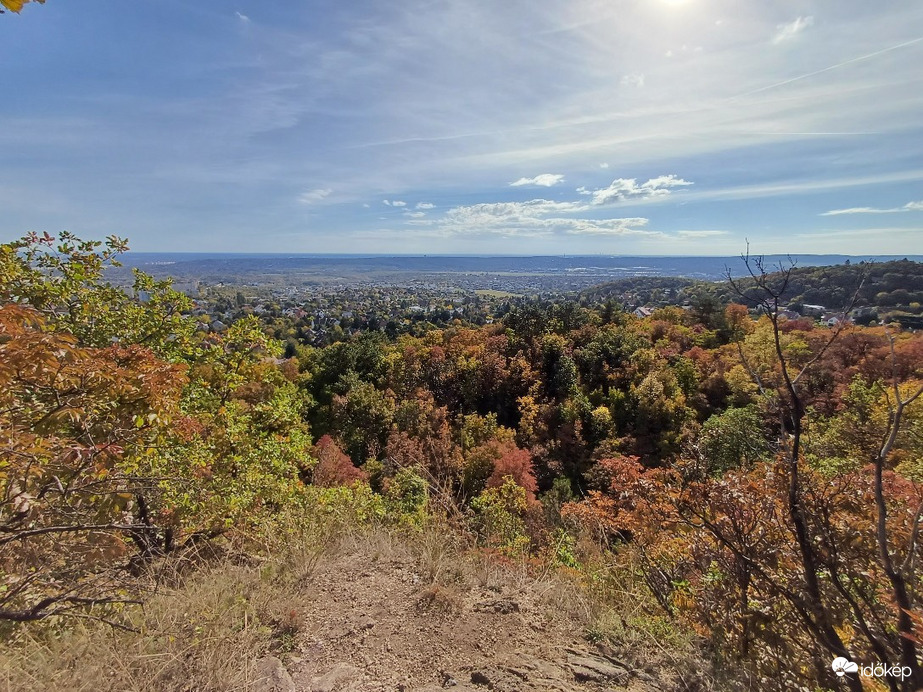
[1,0,922,255]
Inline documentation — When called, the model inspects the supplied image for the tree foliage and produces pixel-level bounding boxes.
[0,233,310,624]
[560,256,923,691]
[5,232,923,690]
[0,0,44,14]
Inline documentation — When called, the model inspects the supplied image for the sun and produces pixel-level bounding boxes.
[660,0,693,6]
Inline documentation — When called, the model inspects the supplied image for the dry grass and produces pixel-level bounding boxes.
[411,516,467,585]
[336,523,400,565]
[415,583,465,614]
[0,520,715,692]
[0,514,347,692]
[1,562,297,692]
[574,545,716,692]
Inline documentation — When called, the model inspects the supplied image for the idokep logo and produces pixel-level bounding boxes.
[831,657,913,682]
[831,657,858,676]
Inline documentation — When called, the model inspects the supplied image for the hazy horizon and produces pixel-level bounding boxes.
[109,252,923,284]
[120,251,923,258]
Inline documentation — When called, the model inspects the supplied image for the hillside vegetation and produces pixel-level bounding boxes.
[2,233,923,691]
[585,258,923,323]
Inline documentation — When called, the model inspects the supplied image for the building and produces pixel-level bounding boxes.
[802,304,826,317]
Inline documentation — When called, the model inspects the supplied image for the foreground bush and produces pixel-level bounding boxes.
[0,234,310,624]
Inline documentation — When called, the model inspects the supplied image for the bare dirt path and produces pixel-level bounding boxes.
[269,537,664,692]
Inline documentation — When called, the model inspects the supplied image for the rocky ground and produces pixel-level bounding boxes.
[253,538,669,692]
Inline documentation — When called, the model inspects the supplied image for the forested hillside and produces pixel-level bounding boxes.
[586,258,923,320]
[2,233,922,691]
[713,258,923,308]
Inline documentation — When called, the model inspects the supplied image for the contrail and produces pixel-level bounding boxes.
[737,35,923,99]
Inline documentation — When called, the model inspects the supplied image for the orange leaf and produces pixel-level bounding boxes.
[1,0,44,13]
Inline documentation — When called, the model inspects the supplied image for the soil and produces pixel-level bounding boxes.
[273,540,666,692]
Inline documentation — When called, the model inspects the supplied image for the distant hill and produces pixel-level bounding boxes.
[710,258,923,311]
[583,259,923,319]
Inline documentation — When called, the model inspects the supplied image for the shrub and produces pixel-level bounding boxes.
[310,435,368,487]
[384,468,428,524]
[470,476,530,555]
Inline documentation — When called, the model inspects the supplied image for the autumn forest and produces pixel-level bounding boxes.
[1,233,923,691]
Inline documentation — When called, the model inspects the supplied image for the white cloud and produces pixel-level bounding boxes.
[561,218,653,236]
[620,73,645,88]
[235,11,250,23]
[510,173,565,187]
[599,163,609,169]
[820,206,890,216]
[820,200,923,215]
[444,199,585,222]
[797,226,923,240]
[679,170,923,204]
[12,0,923,254]
[404,199,732,242]
[586,175,693,205]
[402,198,649,238]
[297,188,331,204]
[311,169,723,245]
[772,16,814,44]
[676,230,729,238]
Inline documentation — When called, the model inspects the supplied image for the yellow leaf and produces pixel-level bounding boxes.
[0,0,26,12]
[1,0,44,13]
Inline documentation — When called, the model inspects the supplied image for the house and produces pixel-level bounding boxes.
[633,306,655,318]
[802,304,826,317]
[822,312,850,327]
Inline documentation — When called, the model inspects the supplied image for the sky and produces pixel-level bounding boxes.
[1,0,922,255]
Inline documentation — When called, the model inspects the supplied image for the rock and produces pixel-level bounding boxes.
[589,643,632,670]
[470,669,493,686]
[354,615,376,631]
[473,598,520,614]
[440,669,460,686]
[517,658,566,681]
[311,662,362,692]
[500,666,528,681]
[566,653,630,685]
[254,656,296,692]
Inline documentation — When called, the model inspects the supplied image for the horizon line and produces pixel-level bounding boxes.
[119,252,923,258]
